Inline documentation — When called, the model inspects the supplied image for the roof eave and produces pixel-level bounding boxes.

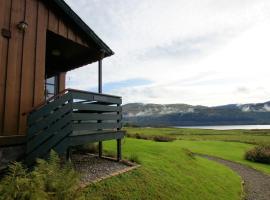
[47,0,114,58]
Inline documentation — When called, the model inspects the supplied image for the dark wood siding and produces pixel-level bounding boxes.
[3,0,25,135]
[0,0,88,136]
[19,0,38,134]
[0,0,12,136]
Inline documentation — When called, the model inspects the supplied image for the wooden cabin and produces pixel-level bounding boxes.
[0,0,124,167]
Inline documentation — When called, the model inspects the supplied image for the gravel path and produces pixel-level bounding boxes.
[201,155,270,200]
[71,153,134,185]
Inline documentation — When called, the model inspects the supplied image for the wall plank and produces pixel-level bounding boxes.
[0,0,12,135]
[48,10,58,33]
[19,0,38,133]
[67,26,76,42]
[34,1,48,106]
[58,18,68,38]
[3,0,25,135]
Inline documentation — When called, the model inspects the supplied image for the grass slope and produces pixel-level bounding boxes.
[84,138,242,200]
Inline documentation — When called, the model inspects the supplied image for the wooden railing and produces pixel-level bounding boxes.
[71,89,122,135]
[25,89,122,165]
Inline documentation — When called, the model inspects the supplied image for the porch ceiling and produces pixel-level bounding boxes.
[46,31,99,76]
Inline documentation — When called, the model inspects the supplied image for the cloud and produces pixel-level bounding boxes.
[236,87,250,94]
[137,34,220,62]
[65,0,270,106]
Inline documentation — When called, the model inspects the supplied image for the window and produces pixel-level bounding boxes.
[45,76,58,100]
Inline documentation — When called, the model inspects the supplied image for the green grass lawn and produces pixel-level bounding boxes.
[83,127,270,199]
[84,138,242,200]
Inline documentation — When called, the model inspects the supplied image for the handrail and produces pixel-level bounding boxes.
[23,89,69,116]
[67,88,122,98]
[23,88,122,116]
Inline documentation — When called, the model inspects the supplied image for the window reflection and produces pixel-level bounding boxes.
[46,77,55,84]
[45,75,58,100]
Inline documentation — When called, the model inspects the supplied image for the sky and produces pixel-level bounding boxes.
[65,0,270,106]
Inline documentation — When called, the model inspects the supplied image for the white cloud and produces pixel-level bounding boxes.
[65,0,270,106]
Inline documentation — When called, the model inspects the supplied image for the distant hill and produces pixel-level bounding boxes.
[123,101,270,127]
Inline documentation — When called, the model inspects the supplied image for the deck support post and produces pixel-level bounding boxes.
[117,139,122,161]
[98,53,104,158]
[98,58,102,93]
[116,102,121,161]
[98,141,103,158]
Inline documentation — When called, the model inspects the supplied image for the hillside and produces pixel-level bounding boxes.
[123,101,270,126]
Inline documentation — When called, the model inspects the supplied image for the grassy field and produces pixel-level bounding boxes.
[84,138,242,200]
[83,127,270,199]
[125,127,270,144]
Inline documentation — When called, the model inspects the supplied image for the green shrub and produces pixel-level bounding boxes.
[127,132,176,142]
[126,133,152,140]
[245,144,270,164]
[0,151,83,200]
[134,133,152,140]
[153,135,176,142]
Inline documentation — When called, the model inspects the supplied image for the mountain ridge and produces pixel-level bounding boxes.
[123,101,270,126]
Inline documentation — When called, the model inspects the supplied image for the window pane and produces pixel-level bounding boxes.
[46,84,55,94]
[46,76,55,84]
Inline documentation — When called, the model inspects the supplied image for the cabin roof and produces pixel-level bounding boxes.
[44,0,114,58]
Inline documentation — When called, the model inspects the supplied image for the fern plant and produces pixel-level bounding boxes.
[0,150,83,200]
[0,162,47,200]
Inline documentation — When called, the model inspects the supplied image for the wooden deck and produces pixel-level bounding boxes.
[25,89,124,165]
